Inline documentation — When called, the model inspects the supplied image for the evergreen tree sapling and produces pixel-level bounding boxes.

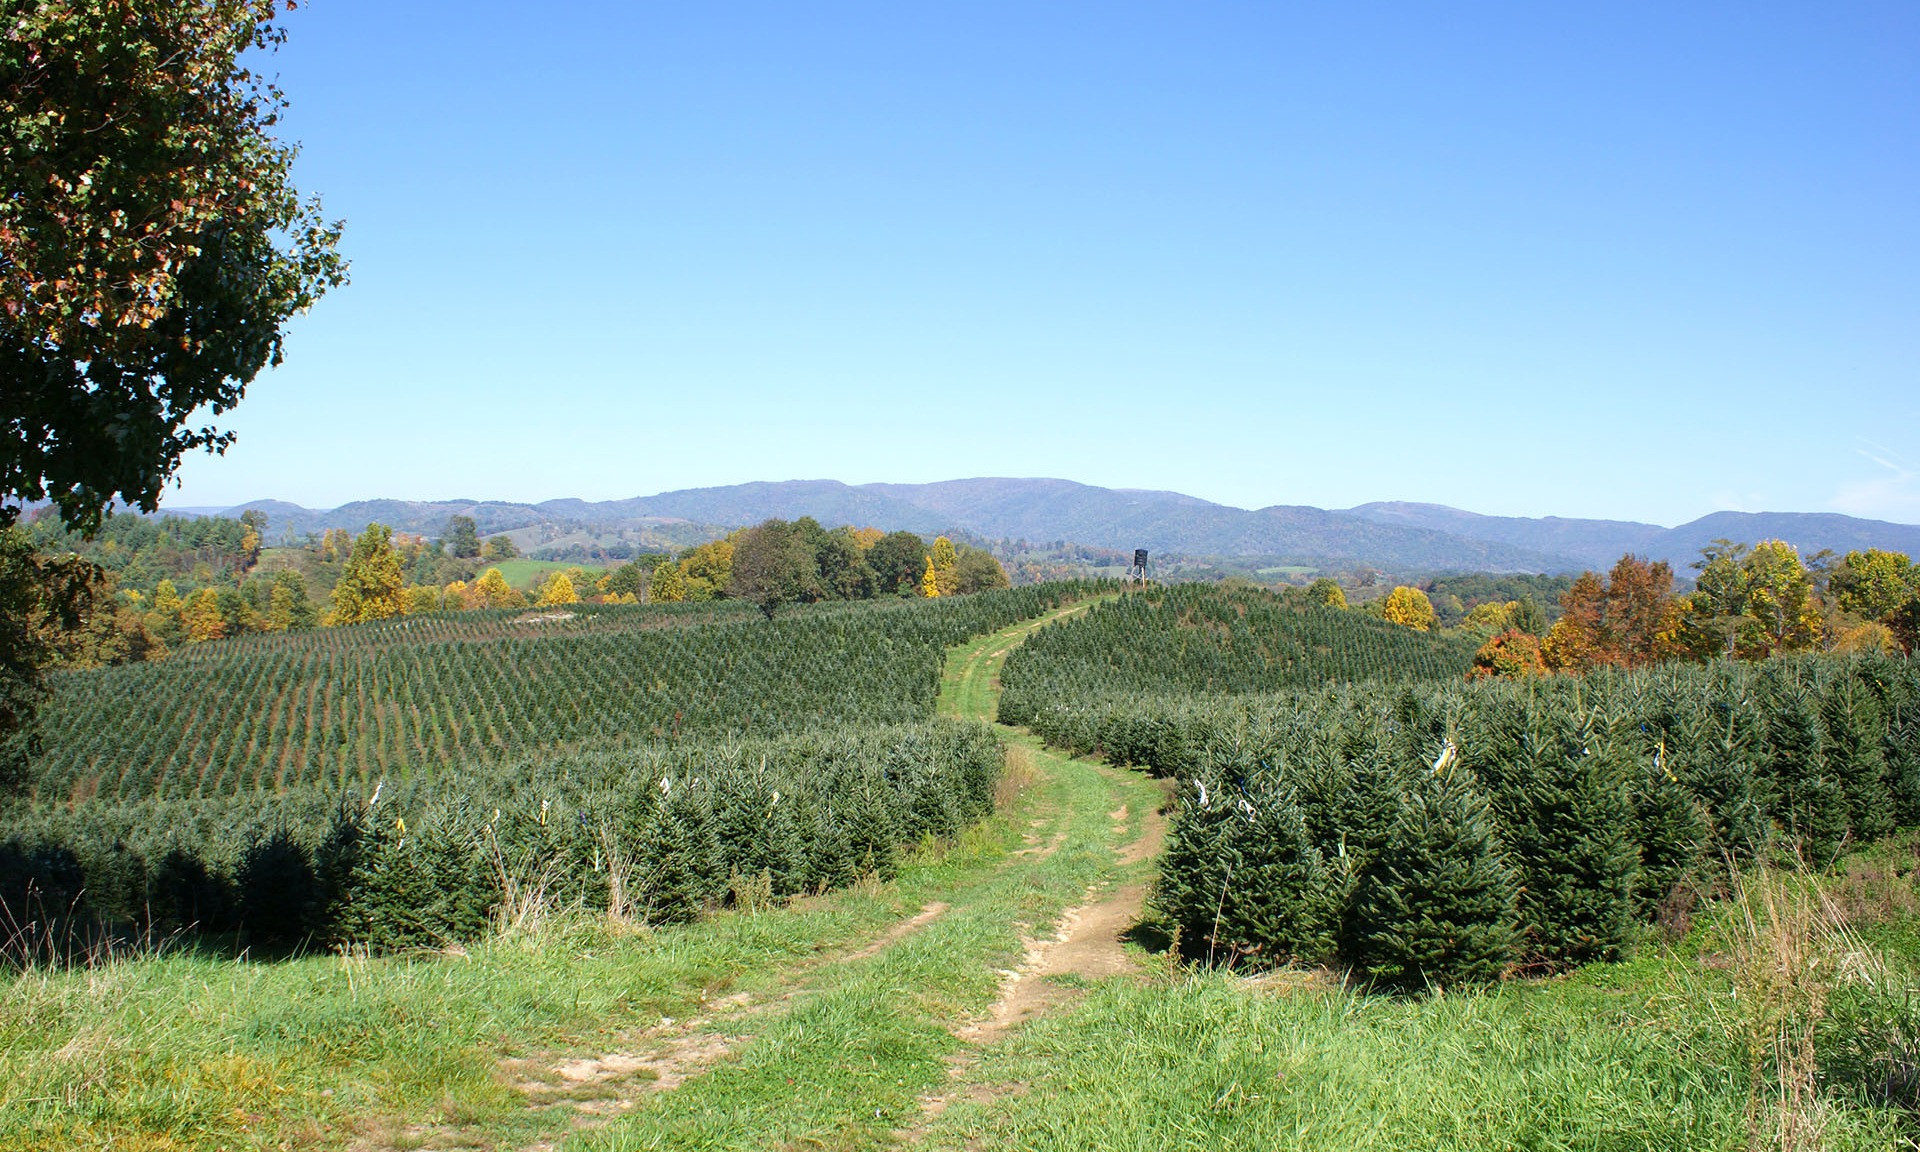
[1343,769,1519,993]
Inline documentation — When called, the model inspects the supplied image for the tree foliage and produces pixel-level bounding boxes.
[1,525,97,796]
[728,519,818,618]
[1381,586,1436,631]
[534,571,579,607]
[1,0,345,532]
[328,524,403,625]
[1306,577,1347,609]
[1541,555,1679,672]
[443,515,480,560]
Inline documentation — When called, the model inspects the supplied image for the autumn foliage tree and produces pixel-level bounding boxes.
[329,525,404,624]
[470,567,524,610]
[1469,630,1549,680]
[930,536,960,597]
[535,571,579,607]
[1381,586,1435,631]
[1677,539,1821,660]
[1306,578,1348,609]
[1542,555,1680,672]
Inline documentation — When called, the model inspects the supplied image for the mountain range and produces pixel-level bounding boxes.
[170,479,1920,576]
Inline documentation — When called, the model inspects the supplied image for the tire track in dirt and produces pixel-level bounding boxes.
[906,774,1168,1139]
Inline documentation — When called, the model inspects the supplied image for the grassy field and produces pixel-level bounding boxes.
[6,604,1918,1149]
[485,557,611,591]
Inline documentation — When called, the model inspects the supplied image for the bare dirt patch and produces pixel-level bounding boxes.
[1117,777,1173,867]
[957,882,1147,1045]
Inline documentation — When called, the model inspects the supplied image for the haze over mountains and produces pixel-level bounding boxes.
[174,479,1920,575]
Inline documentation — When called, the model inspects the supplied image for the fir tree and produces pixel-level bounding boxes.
[1497,710,1640,967]
[1763,672,1847,860]
[1630,736,1708,919]
[840,778,900,878]
[1822,670,1894,843]
[1218,784,1339,966]
[235,826,318,949]
[1343,773,1519,993]
[1885,694,1920,828]
[1152,774,1240,963]
[633,777,721,925]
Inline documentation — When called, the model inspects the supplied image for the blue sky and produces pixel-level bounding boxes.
[167,2,1920,527]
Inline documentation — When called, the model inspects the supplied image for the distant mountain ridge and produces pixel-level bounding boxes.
[177,479,1920,575]
[1343,501,1920,572]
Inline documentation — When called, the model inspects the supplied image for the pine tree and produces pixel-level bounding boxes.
[1343,773,1518,993]
[444,515,481,559]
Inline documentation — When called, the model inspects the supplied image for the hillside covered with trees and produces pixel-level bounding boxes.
[11,510,1008,667]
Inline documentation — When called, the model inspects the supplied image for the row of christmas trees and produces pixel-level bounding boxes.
[0,720,1002,957]
[1131,656,1919,989]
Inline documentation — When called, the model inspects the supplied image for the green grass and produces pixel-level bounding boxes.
[936,599,1102,722]
[0,760,1137,1152]
[486,557,610,590]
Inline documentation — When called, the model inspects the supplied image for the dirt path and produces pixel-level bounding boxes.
[907,761,1168,1138]
[375,600,1160,1152]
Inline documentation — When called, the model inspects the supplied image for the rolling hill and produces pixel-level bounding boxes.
[176,478,1920,576]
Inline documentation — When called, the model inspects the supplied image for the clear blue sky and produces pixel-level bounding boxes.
[166,1,1920,527]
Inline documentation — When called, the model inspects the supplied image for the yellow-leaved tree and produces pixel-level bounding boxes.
[921,556,941,598]
[1306,577,1347,609]
[1381,586,1436,631]
[680,539,734,601]
[536,571,579,606]
[180,587,226,644]
[472,568,526,609]
[329,524,405,624]
[930,536,960,597]
[651,559,687,602]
